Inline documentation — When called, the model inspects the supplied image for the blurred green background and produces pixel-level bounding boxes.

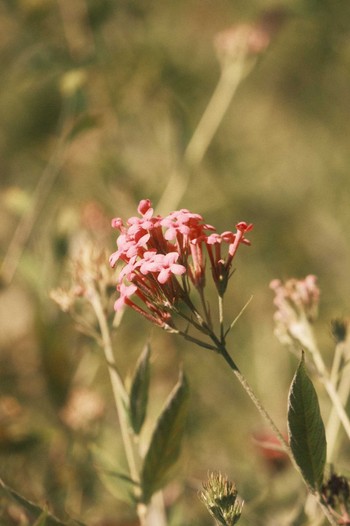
[1,0,350,524]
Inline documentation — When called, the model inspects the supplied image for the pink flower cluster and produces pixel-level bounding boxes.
[110,199,252,328]
[270,275,320,350]
[270,275,320,324]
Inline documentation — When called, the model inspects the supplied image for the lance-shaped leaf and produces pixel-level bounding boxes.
[287,353,327,491]
[129,344,151,435]
[0,477,85,525]
[141,372,189,503]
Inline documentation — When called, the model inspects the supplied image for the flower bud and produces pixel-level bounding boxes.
[199,472,243,526]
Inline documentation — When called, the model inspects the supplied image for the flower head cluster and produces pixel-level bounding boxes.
[214,23,270,64]
[51,243,113,314]
[270,275,320,351]
[322,472,350,525]
[199,472,244,526]
[110,200,252,330]
[214,10,287,66]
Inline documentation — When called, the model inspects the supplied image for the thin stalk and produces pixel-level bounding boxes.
[219,346,291,458]
[219,346,338,526]
[88,289,139,486]
[156,53,250,215]
[326,360,350,462]
[198,287,212,330]
[218,295,225,343]
[330,342,344,385]
[323,375,350,441]
[176,328,217,351]
[184,56,248,168]
[90,288,167,526]
[297,322,350,442]
[224,295,253,339]
[307,338,350,442]
[317,499,342,526]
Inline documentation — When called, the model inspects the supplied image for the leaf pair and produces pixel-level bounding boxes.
[128,344,189,504]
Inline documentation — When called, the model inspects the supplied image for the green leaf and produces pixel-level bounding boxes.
[0,477,85,525]
[287,353,327,490]
[141,372,189,503]
[129,344,151,435]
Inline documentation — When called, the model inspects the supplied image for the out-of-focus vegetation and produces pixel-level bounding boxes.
[1,1,350,525]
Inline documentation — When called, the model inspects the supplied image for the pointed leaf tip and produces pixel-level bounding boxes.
[129,344,151,435]
[287,353,327,490]
[140,371,189,503]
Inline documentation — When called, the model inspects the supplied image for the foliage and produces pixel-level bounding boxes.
[288,353,327,491]
[140,372,189,504]
[1,1,350,525]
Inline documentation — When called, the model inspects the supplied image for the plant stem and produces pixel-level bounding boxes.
[224,295,253,339]
[219,346,339,526]
[89,289,139,487]
[219,346,291,458]
[90,288,168,526]
[326,359,350,462]
[330,341,344,385]
[218,295,225,343]
[323,376,350,441]
[156,52,249,215]
[307,335,350,442]
[184,56,247,169]
[198,288,212,330]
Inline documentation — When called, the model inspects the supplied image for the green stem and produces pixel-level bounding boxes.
[198,287,212,330]
[323,376,350,441]
[89,289,139,488]
[330,342,344,385]
[326,359,350,462]
[90,288,168,526]
[219,346,338,526]
[306,331,350,442]
[156,52,250,216]
[219,346,291,458]
[184,56,247,168]
[224,295,253,339]
[218,295,225,343]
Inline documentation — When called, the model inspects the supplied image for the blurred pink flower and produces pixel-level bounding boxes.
[270,275,320,350]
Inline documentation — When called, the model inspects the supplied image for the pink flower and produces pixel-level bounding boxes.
[270,275,320,351]
[110,199,252,327]
[138,252,186,283]
[137,199,153,216]
[111,217,124,230]
[161,209,214,246]
[156,253,186,284]
[270,275,319,322]
[114,283,137,311]
[204,223,253,296]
